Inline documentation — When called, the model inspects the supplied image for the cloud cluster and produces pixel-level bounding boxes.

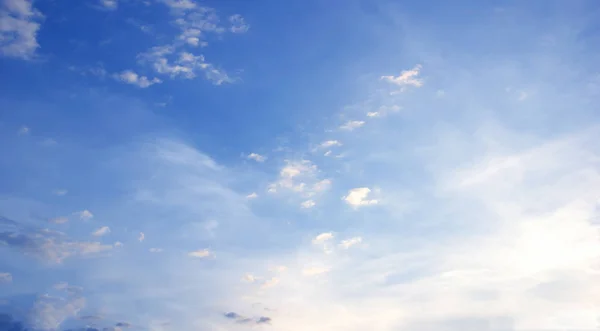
[0,0,42,59]
[0,216,112,263]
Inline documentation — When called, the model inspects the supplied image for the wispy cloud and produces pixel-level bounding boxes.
[380,64,424,90]
[188,249,211,258]
[339,120,365,131]
[229,14,249,33]
[99,0,117,10]
[0,216,112,263]
[312,232,333,244]
[92,226,110,237]
[75,210,94,220]
[339,236,362,249]
[18,126,29,135]
[0,272,12,283]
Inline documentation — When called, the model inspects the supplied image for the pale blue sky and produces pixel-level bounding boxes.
[1,0,600,330]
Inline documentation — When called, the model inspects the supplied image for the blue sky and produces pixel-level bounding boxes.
[1,0,600,330]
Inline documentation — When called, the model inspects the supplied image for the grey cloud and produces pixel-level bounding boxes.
[0,216,112,263]
[256,316,271,324]
[224,311,272,326]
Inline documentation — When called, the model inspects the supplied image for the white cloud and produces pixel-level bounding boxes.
[344,188,378,207]
[0,0,42,59]
[114,241,123,247]
[160,0,196,10]
[268,160,323,195]
[339,237,362,249]
[229,14,249,33]
[149,248,163,253]
[114,70,162,88]
[380,64,424,89]
[188,249,211,258]
[92,226,110,237]
[246,192,258,199]
[76,210,94,220]
[340,120,365,131]
[0,272,12,283]
[300,199,315,208]
[138,232,145,242]
[138,47,232,85]
[312,232,334,244]
[247,153,266,162]
[302,266,331,276]
[99,0,117,10]
[318,140,342,148]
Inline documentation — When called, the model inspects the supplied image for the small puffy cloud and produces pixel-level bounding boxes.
[113,241,123,247]
[381,64,423,89]
[339,236,362,249]
[149,248,163,253]
[340,120,365,131]
[92,226,110,237]
[302,266,331,276]
[76,210,94,220]
[268,160,319,194]
[115,70,161,88]
[247,153,266,162]
[188,249,211,258]
[138,232,145,242]
[0,0,42,59]
[246,192,258,199]
[344,187,378,207]
[300,199,316,208]
[49,217,68,224]
[18,126,29,135]
[0,272,12,283]
[319,140,342,148]
[312,232,334,244]
[229,14,249,33]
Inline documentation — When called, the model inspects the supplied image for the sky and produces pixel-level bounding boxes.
[1,0,600,330]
